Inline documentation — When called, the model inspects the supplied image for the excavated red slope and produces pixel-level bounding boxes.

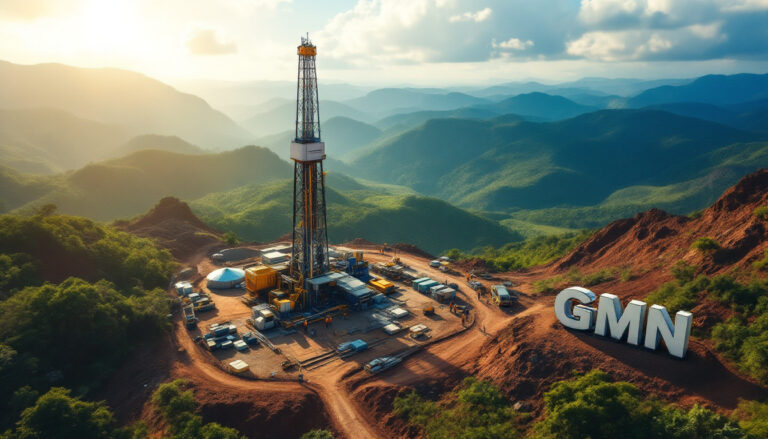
[554,168,768,278]
[469,170,768,415]
[117,196,222,260]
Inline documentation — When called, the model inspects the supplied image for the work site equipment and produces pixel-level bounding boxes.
[245,265,278,294]
[491,285,518,306]
[281,304,349,329]
[252,307,277,330]
[369,278,394,294]
[182,303,197,328]
[228,360,249,374]
[364,356,402,374]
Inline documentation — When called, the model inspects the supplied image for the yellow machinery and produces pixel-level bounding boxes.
[385,250,400,267]
[369,278,394,294]
[267,287,307,313]
[245,265,278,294]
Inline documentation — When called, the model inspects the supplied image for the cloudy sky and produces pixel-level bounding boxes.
[1,0,767,85]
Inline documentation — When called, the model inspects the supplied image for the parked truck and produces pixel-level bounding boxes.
[491,285,517,306]
[182,303,197,328]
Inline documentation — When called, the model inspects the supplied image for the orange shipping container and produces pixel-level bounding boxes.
[245,265,278,293]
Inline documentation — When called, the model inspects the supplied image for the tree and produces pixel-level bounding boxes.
[222,231,239,245]
[15,388,115,439]
[533,370,742,439]
[151,380,244,439]
[394,377,520,438]
[300,430,335,439]
[736,400,768,439]
[754,205,768,221]
[34,204,57,217]
[691,237,720,253]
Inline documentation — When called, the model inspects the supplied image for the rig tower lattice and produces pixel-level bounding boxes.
[290,35,330,286]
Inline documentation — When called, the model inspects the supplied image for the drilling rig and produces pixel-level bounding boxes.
[288,35,330,309]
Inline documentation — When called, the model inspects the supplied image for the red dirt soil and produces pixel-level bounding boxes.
[104,171,768,439]
[341,170,768,437]
[555,169,768,277]
[116,197,223,260]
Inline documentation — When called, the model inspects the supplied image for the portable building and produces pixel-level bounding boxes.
[245,265,278,293]
[228,359,249,373]
[417,280,438,294]
[262,251,289,265]
[260,245,291,255]
[433,287,456,302]
[387,306,409,319]
[429,284,447,296]
[412,277,431,290]
[174,281,193,296]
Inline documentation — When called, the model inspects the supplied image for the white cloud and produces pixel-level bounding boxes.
[449,7,493,22]
[494,37,534,50]
[186,28,237,55]
[566,31,627,60]
[317,0,500,64]
[579,0,642,25]
[687,22,721,39]
[719,0,768,12]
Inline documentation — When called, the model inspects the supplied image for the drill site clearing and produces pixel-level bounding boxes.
[169,36,482,380]
[168,35,695,383]
[176,244,477,379]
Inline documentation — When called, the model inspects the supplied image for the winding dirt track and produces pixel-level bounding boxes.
[170,248,514,439]
[170,247,764,439]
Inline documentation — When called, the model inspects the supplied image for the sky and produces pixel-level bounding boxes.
[0,0,767,86]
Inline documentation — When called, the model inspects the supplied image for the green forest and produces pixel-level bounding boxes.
[0,210,175,434]
[394,371,768,439]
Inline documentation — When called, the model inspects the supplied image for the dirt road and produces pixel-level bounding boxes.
[165,246,765,439]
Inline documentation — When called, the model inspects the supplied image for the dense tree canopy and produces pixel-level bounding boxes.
[533,370,742,439]
[0,213,175,296]
[394,377,521,439]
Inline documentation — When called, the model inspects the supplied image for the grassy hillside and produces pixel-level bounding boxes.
[375,107,503,133]
[0,108,131,174]
[0,166,60,213]
[242,100,369,137]
[507,141,768,228]
[11,146,290,221]
[190,173,520,253]
[350,110,765,218]
[345,88,488,119]
[322,116,382,158]
[254,116,383,161]
[110,134,204,158]
[476,92,595,121]
[0,60,250,148]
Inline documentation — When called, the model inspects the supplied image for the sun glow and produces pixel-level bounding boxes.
[73,0,143,52]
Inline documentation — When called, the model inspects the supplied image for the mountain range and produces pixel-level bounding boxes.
[2,59,768,251]
[0,60,251,149]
